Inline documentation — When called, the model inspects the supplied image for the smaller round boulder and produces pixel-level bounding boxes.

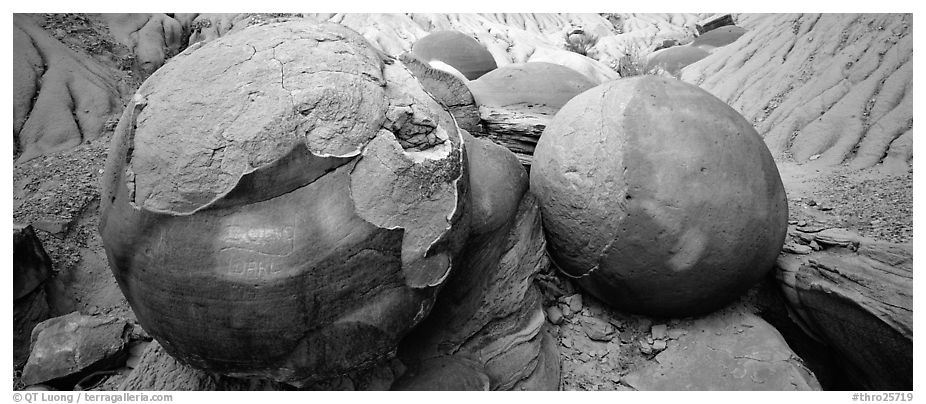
[645,46,710,76]
[466,62,596,109]
[530,76,788,316]
[412,30,497,80]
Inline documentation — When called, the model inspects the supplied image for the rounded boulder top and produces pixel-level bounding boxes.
[530,76,788,317]
[466,62,597,109]
[645,45,710,76]
[412,30,497,80]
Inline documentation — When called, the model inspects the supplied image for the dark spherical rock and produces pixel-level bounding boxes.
[412,30,497,80]
[100,21,468,385]
[530,76,788,317]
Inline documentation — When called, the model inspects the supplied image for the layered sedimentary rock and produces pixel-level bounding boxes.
[99,21,468,385]
[398,132,560,390]
[681,14,912,172]
[465,62,594,167]
[391,357,491,391]
[13,14,122,161]
[478,105,555,168]
[776,227,912,390]
[531,76,788,317]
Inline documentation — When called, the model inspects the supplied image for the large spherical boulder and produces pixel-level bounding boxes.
[530,76,788,316]
[466,62,596,109]
[412,30,497,80]
[100,21,469,385]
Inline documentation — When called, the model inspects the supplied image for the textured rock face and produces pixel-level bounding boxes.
[13,225,53,301]
[13,225,54,367]
[13,14,122,161]
[776,228,912,390]
[21,313,131,387]
[645,45,710,75]
[467,62,596,109]
[531,76,788,317]
[622,303,821,390]
[392,357,491,391]
[120,341,224,391]
[399,132,560,390]
[14,287,50,368]
[479,104,555,168]
[99,21,468,385]
[681,14,912,172]
[121,340,406,391]
[412,30,498,79]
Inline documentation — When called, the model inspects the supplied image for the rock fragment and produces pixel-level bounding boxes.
[546,306,564,325]
[21,312,131,388]
[582,318,615,342]
[650,324,667,340]
[622,304,820,390]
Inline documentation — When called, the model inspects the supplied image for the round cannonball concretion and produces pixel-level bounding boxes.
[412,30,497,80]
[100,21,469,385]
[530,76,788,317]
[644,46,710,76]
[466,62,596,109]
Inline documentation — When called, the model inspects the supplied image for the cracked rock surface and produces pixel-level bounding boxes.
[99,20,468,385]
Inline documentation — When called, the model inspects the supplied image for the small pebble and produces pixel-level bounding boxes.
[546,306,564,325]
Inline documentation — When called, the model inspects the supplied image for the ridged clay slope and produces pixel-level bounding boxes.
[681,13,912,174]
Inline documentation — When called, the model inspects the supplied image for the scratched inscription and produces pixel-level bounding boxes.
[219,224,295,256]
[225,257,285,279]
[218,222,296,280]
